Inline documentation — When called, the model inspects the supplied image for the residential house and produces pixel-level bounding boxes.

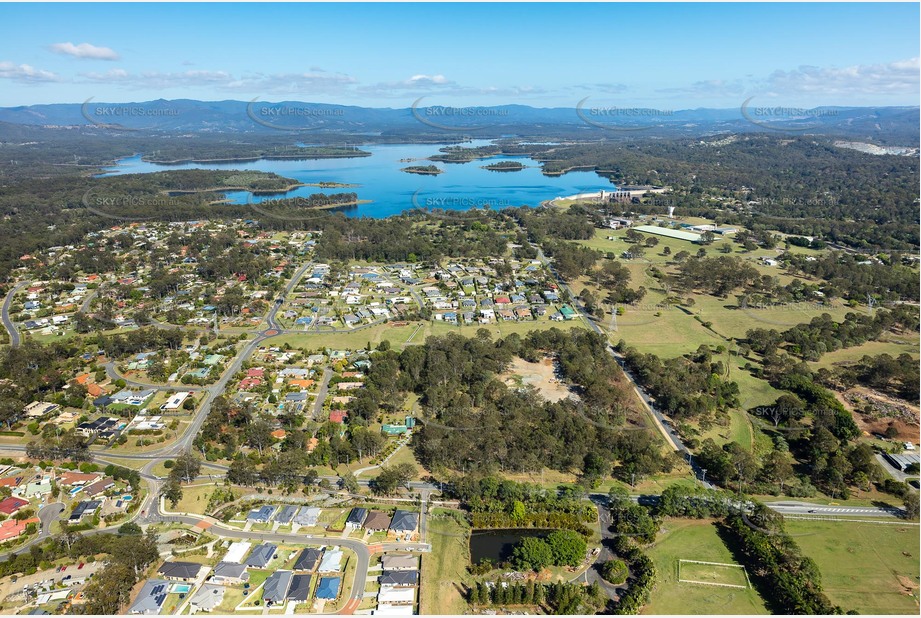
[293,548,323,572]
[246,505,276,523]
[288,574,312,602]
[293,507,321,527]
[381,554,418,572]
[377,587,415,606]
[157,561,204,582]
[274,505,298,525]
[82,477,115,498]
[245,543,277,568]
[128,580,169,615]
[68,500,101,522]
[388,510,419,538]
[345,507,367,530]
[189,584,224,613]
[380,571,419,588]
[262,570,293,606]
[363,511,392,532]
[0,517,39,543]
[0,496,29,516]
[211,562,249,585]
[315,576,341,600]
[317,548,343,573]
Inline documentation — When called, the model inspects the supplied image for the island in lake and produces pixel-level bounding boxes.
[482,161,525,172]
[401,164,444,175]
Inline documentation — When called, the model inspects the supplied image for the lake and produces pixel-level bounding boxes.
[98,141,615,218]
[469,528,553,565]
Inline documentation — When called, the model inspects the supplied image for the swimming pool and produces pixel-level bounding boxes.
[170,584,192,594]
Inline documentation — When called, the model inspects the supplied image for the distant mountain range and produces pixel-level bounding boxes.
[0,99,917,145]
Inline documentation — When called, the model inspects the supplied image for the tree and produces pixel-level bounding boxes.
[904,492,920,520]
[119,522,142,535]
[600,559,628,585]
[227,458,258,485]
[162,477,182,507]
[545,529,587,567]
[171,452,201,483]
[512,537,554,571]
[244,416,275,456]
[761,450,795,493]
[371,463,416,495]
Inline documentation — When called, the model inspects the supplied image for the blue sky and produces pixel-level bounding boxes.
[1,2,918,108]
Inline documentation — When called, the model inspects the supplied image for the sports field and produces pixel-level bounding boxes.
[678,559,750,588]
[643,518,768,615]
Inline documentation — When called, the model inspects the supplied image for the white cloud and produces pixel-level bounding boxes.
[78,68,357,95]
[0,61,59,83]
[49,42,120,61]
[764,57,920,96]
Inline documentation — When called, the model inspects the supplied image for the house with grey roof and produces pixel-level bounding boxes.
[388,510,419,536]
[380,571,419,587]
[381,554,418,571]
[262,570,293,606]
[157,561,204,582]
[211,562,249,585]
[246,505,276,523]
[189,584,224,612]
[292,547,322,572]
[345,507,367,530]
[288,574,312,602]
[293,506,321,527]
[274,505,298,524]
[245,543,276,568]
[128,579,169,615]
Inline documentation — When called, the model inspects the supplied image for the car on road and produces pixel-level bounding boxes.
[78,563,84,570]
[807,509,816,513]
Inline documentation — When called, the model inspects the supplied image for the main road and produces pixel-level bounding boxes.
[1,281,30,348]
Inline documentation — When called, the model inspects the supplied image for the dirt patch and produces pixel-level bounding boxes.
[835,389,920,444]
[501,357,576,403]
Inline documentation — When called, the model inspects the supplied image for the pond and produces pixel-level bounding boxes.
[469,528,553,565]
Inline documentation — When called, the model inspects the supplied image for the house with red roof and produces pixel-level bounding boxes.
[58,471,101,487]
[239,377,263,390]
[0,517,39,543]
[329,410,348,424]
[0,496,29,516]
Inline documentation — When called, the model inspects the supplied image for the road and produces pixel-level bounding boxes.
[1,281,30,348]
[533,246,706,485]
[764,501,903,518]
[312,368,333,420]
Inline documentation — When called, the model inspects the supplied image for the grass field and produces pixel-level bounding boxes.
[809,336,920,370]
[785,519,920,614]
[421,509,471,615]
[678,560,750,588]
[270,318,586,352]
[643,519,768,615]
